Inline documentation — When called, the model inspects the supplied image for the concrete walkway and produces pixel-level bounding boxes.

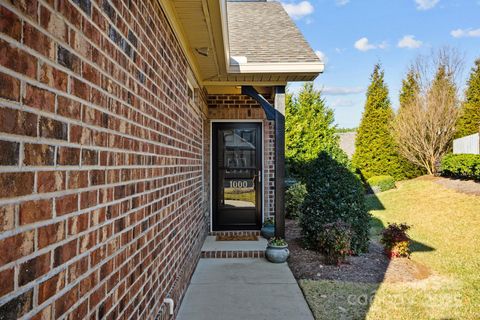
[177,259,314,320]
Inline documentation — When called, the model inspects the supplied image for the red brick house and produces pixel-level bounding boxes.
[0,0,322,319]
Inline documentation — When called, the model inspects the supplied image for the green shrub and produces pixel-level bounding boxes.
[300,151,370,254]
[317,221,352,265]
[440,154,480,180]
[285,182,307,219]
[367,175,396,193]
[380,223,411,259]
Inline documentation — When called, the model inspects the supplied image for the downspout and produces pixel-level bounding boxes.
[241,86,286,238]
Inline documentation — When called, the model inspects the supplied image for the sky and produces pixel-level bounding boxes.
[282,0,480,128]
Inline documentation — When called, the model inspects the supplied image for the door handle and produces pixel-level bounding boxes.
[258,170,261,183]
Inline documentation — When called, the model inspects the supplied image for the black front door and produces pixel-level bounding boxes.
[212,122,262,230]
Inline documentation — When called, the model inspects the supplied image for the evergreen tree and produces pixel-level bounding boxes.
[352,64,410,180]
[286,83,347,178]
[456,59,480,138]
[399,67,420,113]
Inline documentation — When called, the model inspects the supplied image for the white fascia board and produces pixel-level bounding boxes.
[218,0,324,76]
[227,62,325,74]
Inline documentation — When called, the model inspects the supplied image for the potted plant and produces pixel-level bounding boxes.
[380,223,411,259]
[261,217,275,239]
[265,237,289,263]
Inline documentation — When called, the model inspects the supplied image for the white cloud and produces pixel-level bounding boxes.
[281,1,314,20]
[450,28,480,38]
[415,0,439,10]
[354,37,387,52]
[335,48,346,54]
[335,0,350,6]
[321,86,365,95]
[397,35,423,48]
[315,50,328,64]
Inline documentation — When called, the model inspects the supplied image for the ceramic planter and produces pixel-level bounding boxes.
[261,225,275,239]
[265,243,289,263]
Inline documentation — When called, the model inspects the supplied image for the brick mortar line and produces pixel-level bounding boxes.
[0,127,202,161]
[0,163,203,173]
[0,185,204,298]
[1,181,204,309]
[0,67,203,154]
[0,165,203,206]
[23,191,205,320]
[3,0,206,145]
[138,222,207,320]
[0,169,203,238]
[0,1,212,318]
[119,214,206,320]
[0,36,203,155]
[2,0,203,142]
[22,210,205,320]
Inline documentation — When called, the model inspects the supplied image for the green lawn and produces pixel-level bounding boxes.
[300,178,480,319]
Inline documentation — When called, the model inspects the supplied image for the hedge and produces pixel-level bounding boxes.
[367,175,396,193]
[440,154,480,180]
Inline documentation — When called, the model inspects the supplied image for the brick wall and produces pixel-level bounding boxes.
[0,0,208,319]
[207,94,276,220]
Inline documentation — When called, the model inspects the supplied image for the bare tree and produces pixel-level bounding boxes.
[393,48,463,175]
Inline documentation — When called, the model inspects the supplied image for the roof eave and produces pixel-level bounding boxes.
[227,62,324,76]
[218,0,323,81]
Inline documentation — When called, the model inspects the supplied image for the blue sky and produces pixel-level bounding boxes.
[282,0,480,128]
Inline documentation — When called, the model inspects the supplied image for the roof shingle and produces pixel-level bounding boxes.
[227,1,320,64]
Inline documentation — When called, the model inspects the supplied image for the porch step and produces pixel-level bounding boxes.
[201,235,267,259]
[208,230,261,236]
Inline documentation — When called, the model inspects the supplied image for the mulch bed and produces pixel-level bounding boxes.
[216,234,258,241]
[286,219,431,284]
[431,176,480,196]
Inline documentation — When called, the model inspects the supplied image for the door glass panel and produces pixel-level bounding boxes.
[219,128,257,209]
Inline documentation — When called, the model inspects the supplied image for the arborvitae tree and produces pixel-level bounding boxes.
[286,83,347,178]
[456,59,480,138]
[399,68,420,113]
[352,64,410,180]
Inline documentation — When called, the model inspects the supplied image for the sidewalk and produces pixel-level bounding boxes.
[177,258,314,320]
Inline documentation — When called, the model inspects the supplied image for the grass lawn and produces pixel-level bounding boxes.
[299,178,480,319]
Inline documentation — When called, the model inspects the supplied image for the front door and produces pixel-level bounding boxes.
[212,122,262,230]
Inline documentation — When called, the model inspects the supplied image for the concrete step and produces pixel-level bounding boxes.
[201,235,268,259]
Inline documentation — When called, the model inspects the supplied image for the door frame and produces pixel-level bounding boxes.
[209,120,265,232]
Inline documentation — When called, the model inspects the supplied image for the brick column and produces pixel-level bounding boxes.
[274,86,286,238]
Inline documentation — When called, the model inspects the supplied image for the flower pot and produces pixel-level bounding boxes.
[265,243,289,263]
[261,225,275,239]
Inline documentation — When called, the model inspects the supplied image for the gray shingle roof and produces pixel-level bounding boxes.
[227,1,320,64]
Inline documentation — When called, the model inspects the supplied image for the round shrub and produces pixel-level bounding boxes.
[317,220,352,265]
[285,182,307,219]
[300,151,371,254]
[380,223,411,258]
[367,175,396,193]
